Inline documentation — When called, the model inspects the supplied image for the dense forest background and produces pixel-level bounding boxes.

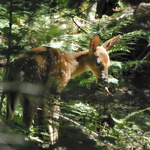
[0,0,150,150]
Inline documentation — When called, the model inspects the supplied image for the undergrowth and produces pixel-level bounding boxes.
[0,2,150,149]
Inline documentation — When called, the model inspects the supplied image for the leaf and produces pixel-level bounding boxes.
[110,61,122,69]
[108,75,119,85]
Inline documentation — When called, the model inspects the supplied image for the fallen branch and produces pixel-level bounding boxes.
[59,114,98,139]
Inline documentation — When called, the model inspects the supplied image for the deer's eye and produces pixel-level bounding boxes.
[96,59,101,66]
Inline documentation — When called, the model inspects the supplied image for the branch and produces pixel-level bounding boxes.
[134,51,150,70]
[59,114,98,139]
[71,17,88,34]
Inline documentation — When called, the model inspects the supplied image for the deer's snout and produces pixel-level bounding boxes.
[98,76,108,86]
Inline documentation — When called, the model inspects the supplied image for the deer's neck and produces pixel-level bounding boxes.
[69,50,90,78]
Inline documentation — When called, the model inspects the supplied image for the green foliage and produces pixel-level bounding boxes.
[57,0,85,15]
[24,25,65,48]
[123,60,148,71]
[109,107,150,149]
[0,0,150,149]
[0,0,62,57]
[61,100,98,131]
[109,61,122,86]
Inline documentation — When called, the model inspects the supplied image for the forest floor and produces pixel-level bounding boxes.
[59,79,150,150]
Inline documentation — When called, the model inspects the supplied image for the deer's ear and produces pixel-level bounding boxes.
[90,34,100,51]
[102,35,120,51]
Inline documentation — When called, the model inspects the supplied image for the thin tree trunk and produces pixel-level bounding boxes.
[0,0,13,114]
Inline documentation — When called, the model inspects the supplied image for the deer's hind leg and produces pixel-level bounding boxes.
[21,94,39,128]
[6,91,19,120]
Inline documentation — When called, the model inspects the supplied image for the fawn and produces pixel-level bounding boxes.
[5,34,119,144]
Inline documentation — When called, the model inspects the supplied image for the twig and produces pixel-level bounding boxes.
[59,114,98,139]
[71,17,88,34]
[74,16,93,24]
[134,51,150,70]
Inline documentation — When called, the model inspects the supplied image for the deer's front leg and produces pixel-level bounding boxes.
[46,96,60,145]
[37,92,60,146]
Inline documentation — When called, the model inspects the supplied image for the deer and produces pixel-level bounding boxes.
[5,34,119,145]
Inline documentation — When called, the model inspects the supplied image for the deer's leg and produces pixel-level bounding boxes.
[6,92,18,120]
[45,85,64,145]
[46,95,60,145]
[21,95,39,128]
[37,93,60,146]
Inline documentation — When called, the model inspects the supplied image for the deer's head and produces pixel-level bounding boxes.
[88,34,120,93]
